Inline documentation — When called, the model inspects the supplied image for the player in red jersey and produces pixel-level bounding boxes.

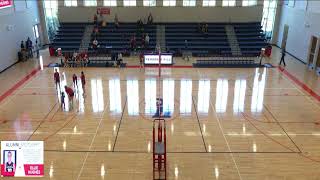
[53,69,60,90]
[64,86,74,109]
[72,74,78,88]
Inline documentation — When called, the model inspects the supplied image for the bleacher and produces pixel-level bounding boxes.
[193,56,259,68]
[234,22,268,56]
[89,23,157,53]
[52,23,86,52]
[165,23,231,56]
[52,22,267,60]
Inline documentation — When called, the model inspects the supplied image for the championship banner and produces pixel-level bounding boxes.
[1,141,44,177]
[0,0,12,9]
[97,7,110,15]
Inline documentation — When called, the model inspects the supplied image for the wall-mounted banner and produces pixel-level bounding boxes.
[0,0,12,9]
[1,141,44,177]
[97,7,110,15]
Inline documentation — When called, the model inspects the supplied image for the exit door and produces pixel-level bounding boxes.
[281,25,289,49]
[308,36,318,69]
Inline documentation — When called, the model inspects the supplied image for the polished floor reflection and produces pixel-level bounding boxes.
[1,63,320,180]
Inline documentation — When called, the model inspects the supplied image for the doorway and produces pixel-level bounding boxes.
[308,36,318,66]
[281,25,289,49]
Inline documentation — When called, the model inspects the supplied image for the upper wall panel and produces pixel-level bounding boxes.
[58,6,263,22]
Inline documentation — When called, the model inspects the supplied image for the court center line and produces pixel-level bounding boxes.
[112,97,127,151]
[209,97,243,180]
[76,103,109,180]
[191,96,208,152]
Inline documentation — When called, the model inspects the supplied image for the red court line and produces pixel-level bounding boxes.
[0,66,41,103]
[278,66,320,102]
[126,65,193,68]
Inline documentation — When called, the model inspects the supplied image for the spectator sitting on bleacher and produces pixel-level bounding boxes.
[130,35,136,51]
[145,33,150,48]
[141,33,146,48]
[93,39,99,50]
[184,40,188,50]
[147,13,153,25]
[204,23,208,33]
[114,14,119,30]
[73,51,78,60]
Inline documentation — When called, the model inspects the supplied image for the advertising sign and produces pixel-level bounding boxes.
[0,0,12,9]
[1,141,44,177]
[144,54,173,65]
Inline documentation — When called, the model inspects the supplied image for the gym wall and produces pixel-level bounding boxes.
[276,0,320,63]
[58,6,263,23]
[0,0,40,72]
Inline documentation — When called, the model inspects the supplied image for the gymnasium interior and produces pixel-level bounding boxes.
[1,0,320,179]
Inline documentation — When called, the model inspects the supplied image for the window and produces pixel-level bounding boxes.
[242,0,257,6]
[261,0,277,39]
[163,0,176,6]
[44,0,57,9]
[123,0,136,6]
[183,0,196,6]
[144,0,156,6]
[65,0,77,6]
[33,25,39,39]
[43,0,58,41]
[203,0,216,6]
[285,0,295,7]
[222,0,235,6]
[84,0,97,6]
[104,0,117,6]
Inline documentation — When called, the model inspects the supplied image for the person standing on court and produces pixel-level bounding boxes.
[26,37,33,58]
[54,69,61,90]
[139,51,144,70]
[64,86,75,109]
[81,71,86,93]
[72,74,78,88]
[279,47,286,66]
[60,92,65,110]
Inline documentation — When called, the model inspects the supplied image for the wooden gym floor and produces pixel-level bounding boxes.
[1,47,320,179]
